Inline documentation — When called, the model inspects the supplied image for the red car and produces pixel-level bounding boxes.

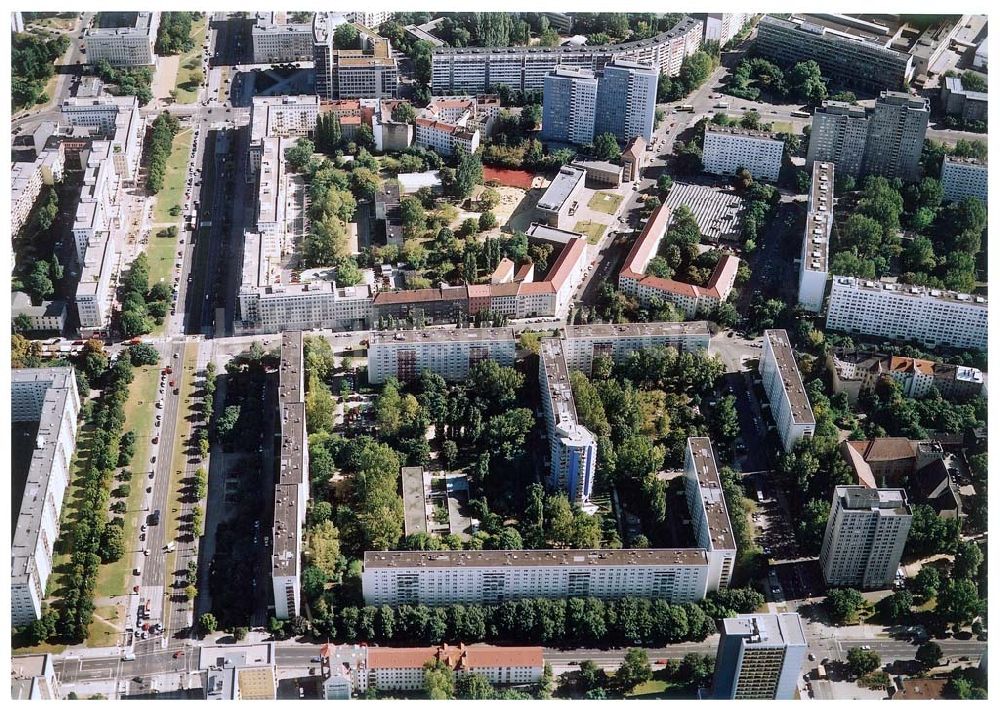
[173,651,184,659]
[169,380,175,387]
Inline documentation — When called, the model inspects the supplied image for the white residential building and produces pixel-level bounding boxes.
[703,125,784,182]
[703,13,753,46]
[348,12,394,30]
[367,327,517,384]
[713,613,807,700]
[11,655,60,700]
[248,95,320,178]
[760,329,816,453]
[252,12,315,63]
[541,66,599,145]
[797,161,834,312]
[11,368,81,626]
[83,11,159,66]
[819,486,912,589]
[413,117,480,157]
[684,437,737,590]
[314,16,398,100]
[362,548,711,607]
[561,321,713,375]
[11,292,67,333]
[940,155,987,204]
[539,339,598,504]
[62,96,144,183]
[272,332,308,619]
[825,276,988,351]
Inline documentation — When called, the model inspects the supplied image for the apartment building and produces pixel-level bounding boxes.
[369,98,415,152]
[702,125,784,182]
[314,15,398,100]
[797,162,835,312]
[829,348,986,404]
[713,613,807,699]
[940,76,988,124]
[367,645,543,692]
[594,60,658,143]
[539,339,598,503]
[83,11,159,66]
[760,329,816,453]
[541,61,657,145]
[430,16,703,94]
[11,655,60,700]
[11,368,81,626]
[271,332,308,619]
[755,14,914,92]
[805,101,869,179]
[536,165,587,229]
[940,155,987,204]
[684,438,737,590]
[247,95,320,178]
[362,548,712,607]
[62,96,144,183]
[825,276,988,351]
[252,12,315,63]
[413,117,480,157]
[619,204,740,317]
[367,327,517,384]
[11,292,67,333]
[541,66,598,145]
[11,149,64,237]
[347,12,394,30]
[861,92,929,182]
[702,13,753,46]
[819,486,912,589]
[371,285,469,327]
[561,321,712,375]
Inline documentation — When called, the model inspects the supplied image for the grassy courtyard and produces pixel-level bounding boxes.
[172,16,207,104]
[588,191,623,215]
[152,127,193,225]
[573,219,609,244]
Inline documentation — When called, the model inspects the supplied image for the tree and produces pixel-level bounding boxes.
[613,648,651,693]
[233,626,249,642]
[952,541,983,581]
[479,187,500,211]
[424,659,455,699]
[98,524,125,563]
[452,151,483,198]
[456,672,495,699]
[479,210,498,231]
[825,588,866,624]
[391,102,417,123]
[198,612,218,635]
[578,660,606,691]
[333,23,359,49]
[846,648,881,678]
[441,440,459,468]
[915,642,942,669]
[733,167,753,191]
[912,566,941,599]
[877,590,913,623]
[519,103,542,132]
[285,138,315,171]
[935,579,982,626]
[593,132,621,161]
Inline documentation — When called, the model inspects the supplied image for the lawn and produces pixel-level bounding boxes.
[218,66,230,104]
[172,16,207,104]
[588,191,623,215]
[46,424,96,600]
[152,128,193,225]
[626,679,695,699]
[770,120,794,134]
[86,604,124,647]
[573,219,608,244]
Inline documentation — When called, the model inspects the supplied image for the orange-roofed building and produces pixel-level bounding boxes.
[367,643,544,691]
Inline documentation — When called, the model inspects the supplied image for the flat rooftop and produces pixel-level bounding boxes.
[804,161,834,274]
[401,467,427,537]
[540,338,579,426]
[537,166,586,212]
[721,612,807,647]
[278,331,304,404]
[831,276,988,307]
[371,327,517,345]
[271,484,300,577]
[525,222,585,245]
[706,123,781,141]
[564,321,712,340]
[364,547,710,569]
[687,437,736,551]
[836,485,912,516]
[764,329,816,425]
[663,183,747,242]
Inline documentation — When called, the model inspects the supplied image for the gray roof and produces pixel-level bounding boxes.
[537,166,585,212]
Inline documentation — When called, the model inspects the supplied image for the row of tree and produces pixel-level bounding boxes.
[119,253,172,337]
[146,112,181,193]
[12,31,69,108]
[727,57,829,106]
[93,59,153,105]
[155,12,197,55]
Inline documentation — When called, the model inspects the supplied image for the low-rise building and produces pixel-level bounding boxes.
[828,348,986,404]
[536,166,587,229]
[622,136,646,182]
[760,329,815,452]
[367,327,517,384]
[797,161,834,312]
[940,76,988,124]
[11,368,81,626]
[572,160,624,188]
[367,644,544,691]
[702,124,784,182]
[413,117,480,157]
[200,644,277,700]
[11,292,67,333]
[819,486,912,589]
[618,204,740,317]
[825,276,988,351]
[940,155,987,203]
[83,11,159,66]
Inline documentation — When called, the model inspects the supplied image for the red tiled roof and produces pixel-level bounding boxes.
[517,281,554,295]
[491,257,515,282]
[415,117,459,134]
[467,284,492,297]
[367,644,543,671]
[340,115,362,125]
[544,237,587,292]
[513,263,533,282]
[620,204,672,279]
[889,356,935,375]
[847,438,918,463]
[373,286,468,305]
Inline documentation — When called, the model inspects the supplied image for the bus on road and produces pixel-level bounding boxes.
[677,104,695,112]
[790,110,811,118]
